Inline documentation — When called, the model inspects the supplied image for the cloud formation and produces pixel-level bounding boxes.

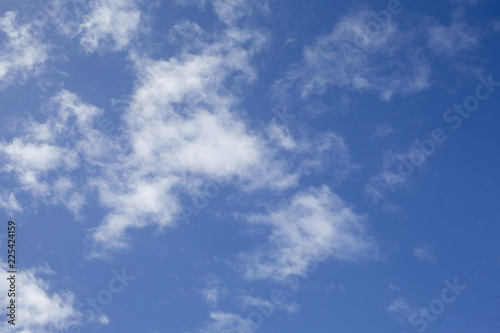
[240,185,378,281]
[0,261,80,333]
[0,11,48,88]
[79,0,142,53]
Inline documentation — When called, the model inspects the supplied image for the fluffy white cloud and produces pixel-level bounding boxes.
[79,0,142,52]
[86,24,296,256]
[0,11,48,89]
[0,89,111,215]
[0,261,81,332]
[239,185,378,281]
[0,15,359,259]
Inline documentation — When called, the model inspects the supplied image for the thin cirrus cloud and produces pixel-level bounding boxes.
[273,10,432,103]
[241,295,300,314]
[364,149,410,203]
[386,297,416,323]
[200,311,253,333]
[426,8,481,58]
[272,6,484,108]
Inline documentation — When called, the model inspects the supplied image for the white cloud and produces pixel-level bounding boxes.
[97,313,110,325]
[0,261,81,332]
[388,283,401,291]
[265,119,298,151]
[272,7,484,106]
[413,243,437,263]
[79,0,142,53]
[212,0,251,24]
[239,185,378,281]
[202,288,222,307]
[0,22,297,257]
[199,274,227,307]
[0,139,79,195]
[178,0,270,25]
[264,123,358,182]
[275,10,432,102]
[241,295,300,314]
[0,11,48,88]
[426,9,480,57]
[0,192,22,214]
[200,312,254,333]
[85,24,301,256]
[364,149,417,203]
[0,16,359,259]
[298,132,358,181]
[0,89,111,215]
[386,297,416,323]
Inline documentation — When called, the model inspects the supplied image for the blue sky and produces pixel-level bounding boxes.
[0,0,499,332]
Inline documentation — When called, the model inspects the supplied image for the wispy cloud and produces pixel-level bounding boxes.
[386,297,416,323]
[200,311,254,333]
[413,243,437,263]
[272,5,487,110]
[364,149,409,203]
[375,122,395,138]
[426,9,480,57]
[199,274,228,307]
[239,185,379,281]
[273,10,432,103]
[0,11,48,88]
